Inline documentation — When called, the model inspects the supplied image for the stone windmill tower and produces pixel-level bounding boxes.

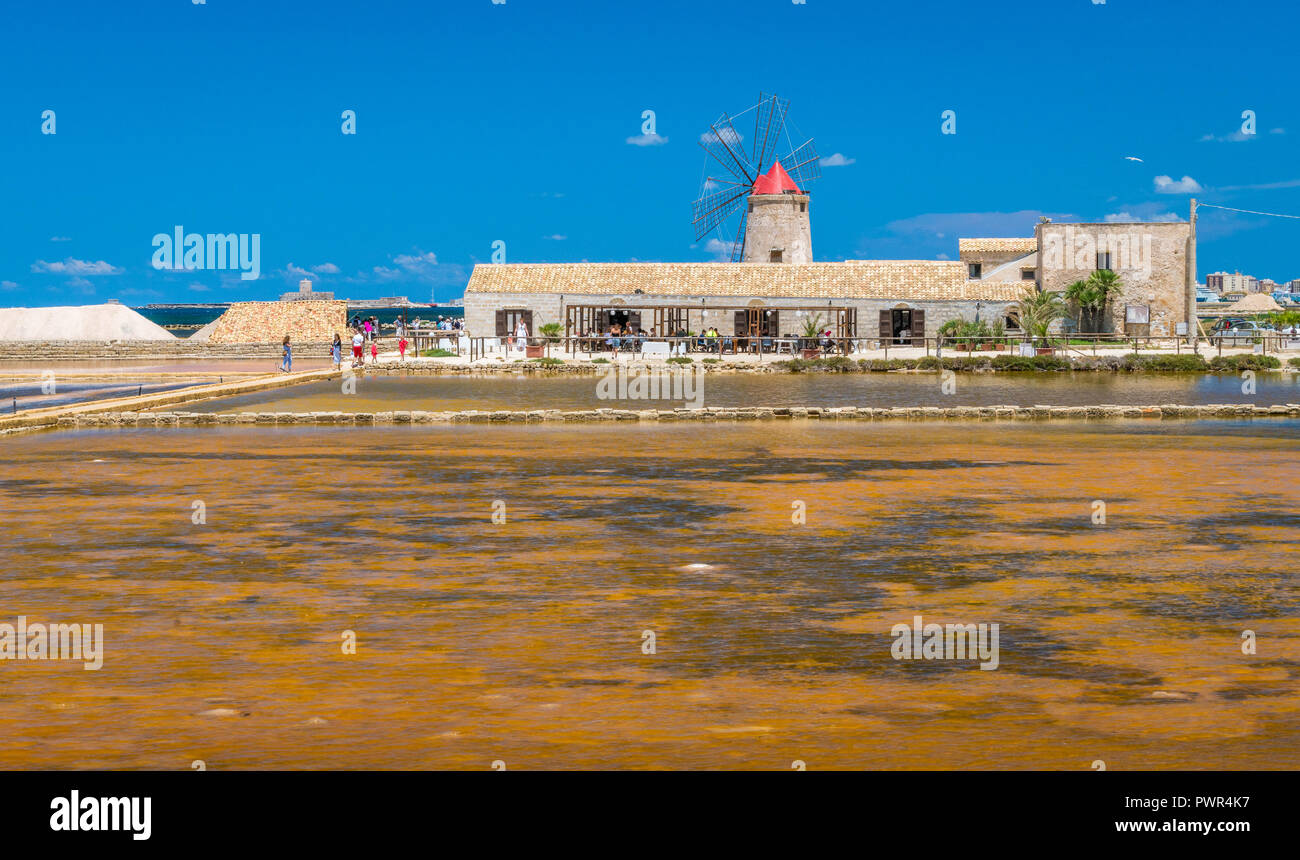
[692,93,820,263]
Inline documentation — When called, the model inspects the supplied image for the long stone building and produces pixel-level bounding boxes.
[465,261,1024,344]
[464,201,1191,341]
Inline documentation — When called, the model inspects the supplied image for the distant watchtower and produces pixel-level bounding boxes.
[742,161,812,263]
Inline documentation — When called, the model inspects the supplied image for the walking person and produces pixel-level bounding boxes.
[352,330,365,366]
[370,337,378,364]
[331,333,342,369]
[398,334,408,362]
[280,335,292,372]
[514,318,529,352]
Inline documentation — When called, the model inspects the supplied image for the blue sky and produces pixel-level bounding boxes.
[3,0,1299,305]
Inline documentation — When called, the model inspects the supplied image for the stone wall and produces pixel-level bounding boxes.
[1036,221,1191,336]
[465,291,1020,340]
[0,341,336,360]
[742,193,813,263]
[205,300,348,344]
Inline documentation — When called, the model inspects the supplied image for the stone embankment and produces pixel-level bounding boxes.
[44,403,1300,429]
[0,341,336,360]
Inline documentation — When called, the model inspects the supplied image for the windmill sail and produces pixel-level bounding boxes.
[691,93,818,261]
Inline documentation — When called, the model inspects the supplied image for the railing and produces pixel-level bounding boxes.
[441,333,1300,363]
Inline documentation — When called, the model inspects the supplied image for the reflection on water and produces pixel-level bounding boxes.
[1,422,1297,769]
[183,371,1300,413]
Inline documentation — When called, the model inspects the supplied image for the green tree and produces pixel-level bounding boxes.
[1066,269,1123,332]
[1017,287,1065,346]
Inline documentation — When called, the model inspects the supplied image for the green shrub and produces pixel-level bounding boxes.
[1208,354,1282,372]
[667,356,693,365]
[774,356,855,372]
[990,355,1071,371]
[591,358,610,365]
[1119,354,1209,372]
[419,348,456,358]
[1288,357,1300,369]
[702,358,721,364]
[530,357,564,365]
[858,358,916,372]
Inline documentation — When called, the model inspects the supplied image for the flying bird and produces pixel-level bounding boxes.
[1124,156,1144,162]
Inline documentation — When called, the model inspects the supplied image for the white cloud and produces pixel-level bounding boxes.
[1199,131,1251,143]
[1,280,19,290]
[542,234,567,241]
[371,250,464,286]
[1104,210,1181,223]
[1217,178,1300,192]
[704,238,738,261]
[187,283,210,292]
[935,252,951,260]
[49,236,71,242]
[1270,128,1286,135]
[700,128,742,146]
[30,258,123,275]
[312,262,340,274]
[1153,175,1203,194]
[819,153,856,167]
[626,133,668,147]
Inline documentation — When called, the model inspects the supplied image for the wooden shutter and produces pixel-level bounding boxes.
[910,309,925,338]
[734,311,748,336]
[879,310,892,341]
[767,310,779,337]
[495,310,507,336]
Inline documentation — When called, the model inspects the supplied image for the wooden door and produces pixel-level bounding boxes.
[495,310,508,336]
[879,310,891,342]
[910,308,925,340]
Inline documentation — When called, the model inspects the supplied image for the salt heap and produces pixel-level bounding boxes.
[0,303,176,341]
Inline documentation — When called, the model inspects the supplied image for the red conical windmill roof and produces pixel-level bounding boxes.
[751,160,803,195]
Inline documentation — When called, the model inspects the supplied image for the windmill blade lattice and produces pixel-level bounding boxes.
[691,93,819,263]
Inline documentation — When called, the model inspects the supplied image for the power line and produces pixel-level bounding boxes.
[1198,202,1300,220]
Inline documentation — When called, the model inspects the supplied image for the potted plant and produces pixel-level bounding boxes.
[799,314,824,359]
[1017,287,1064,355]
[990,318,1006,350]
[527,322,561,358]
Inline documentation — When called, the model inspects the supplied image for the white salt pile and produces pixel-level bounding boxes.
[187,318,219,342]
[0,304,176,341]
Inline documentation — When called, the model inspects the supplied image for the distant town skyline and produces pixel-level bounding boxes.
[4,0,1300,305]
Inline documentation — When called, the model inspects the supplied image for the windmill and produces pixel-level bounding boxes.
[692,93,821,262]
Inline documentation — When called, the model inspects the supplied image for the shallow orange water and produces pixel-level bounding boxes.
[1,421,1297,770]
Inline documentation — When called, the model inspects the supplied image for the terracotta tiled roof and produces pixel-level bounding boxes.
[958,238,1038,256]
[466,262,1025,301]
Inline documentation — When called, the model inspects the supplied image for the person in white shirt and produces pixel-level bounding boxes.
[351,331,365,365]
[515,320,529,351]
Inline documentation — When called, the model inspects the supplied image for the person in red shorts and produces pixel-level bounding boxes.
[351,331,365,365]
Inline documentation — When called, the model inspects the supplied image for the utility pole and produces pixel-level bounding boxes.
[1189,198,1199,352]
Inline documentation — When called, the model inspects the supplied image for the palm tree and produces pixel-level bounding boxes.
[1017,287,1065,347]
[1063,279,1099,332]
[1087,269,1123,332]
[1065,270,1123,333]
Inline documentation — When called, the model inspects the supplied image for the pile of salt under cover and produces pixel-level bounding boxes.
[0,303,176,341]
